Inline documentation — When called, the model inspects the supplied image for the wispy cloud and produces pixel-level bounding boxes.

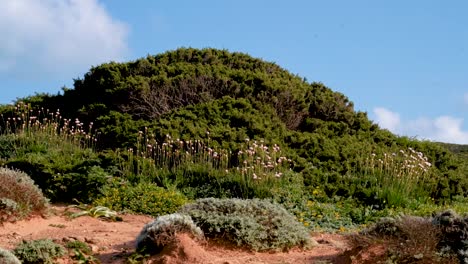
[373,107,468,144]
[0,0,129,77]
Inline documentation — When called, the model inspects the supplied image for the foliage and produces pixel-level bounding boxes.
[432,210,468,263]
[350,211,468,263]
[65,240,92,255]
[0,247,21,264]
[68,204,119,221]
[136,213,204,254]
[13,239,65,264]
[0,168,48,222]
[179,198,312,251]
[1,47,467,231]
[95,181,188,216]
[65,240,99,264]
[0,198,19,222]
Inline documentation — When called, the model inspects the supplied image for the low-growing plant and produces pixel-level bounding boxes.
[66,240,92,255]
[68,204,120,221]
[65,240,100,263]
[0,168,48,222]
[179,198,312,251]
[13,239,65,264]
[95,181,188,216]
[71,249,100,264]
[136,213,204,254]
[0,198,19,223]
[0,247,21,264]
[66,240,99,264]
[349,214,460,263]
[432,209,468,263]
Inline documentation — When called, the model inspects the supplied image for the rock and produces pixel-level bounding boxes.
[85,237,100,244]
[90,245,100,253]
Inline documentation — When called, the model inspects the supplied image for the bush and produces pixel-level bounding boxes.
[95,181,188,216]
[179,198,312,251]
[0,198,19,223]
[0,168,48,222]
[13,239,65,264]
[351,215,450,263]
[0,247,21,264]
[432,210,468,263]
[136,213,204,254]
[5,152,110,203]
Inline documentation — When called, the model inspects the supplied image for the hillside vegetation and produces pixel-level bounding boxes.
[1,48,467,229]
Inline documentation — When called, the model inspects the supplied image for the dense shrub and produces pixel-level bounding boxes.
[13,239,65,264]
[4,153,111,203]
[179,198,312,251]
[432,210,468,263]
[0,247,21,264]
[95,181,188,216]
[0,168,48,222]
[136,213,203,254]
[0,132,112,203]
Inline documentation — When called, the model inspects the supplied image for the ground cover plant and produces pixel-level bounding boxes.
[13,239,65,264]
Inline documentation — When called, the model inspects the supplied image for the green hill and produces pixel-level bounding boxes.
[2,48,467,212]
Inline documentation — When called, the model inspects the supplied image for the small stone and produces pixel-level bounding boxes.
[91,245,100,253]
[85,237,100,244]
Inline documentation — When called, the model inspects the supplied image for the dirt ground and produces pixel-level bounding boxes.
[0,205,354,264]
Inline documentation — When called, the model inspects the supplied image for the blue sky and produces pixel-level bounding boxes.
[1,0,467,143]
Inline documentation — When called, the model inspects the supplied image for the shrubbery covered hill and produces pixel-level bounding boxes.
[2,48,467,210]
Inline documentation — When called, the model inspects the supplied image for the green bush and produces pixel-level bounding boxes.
[0,168,48,222]
[13,239,65,264]
[179,198,312,251]
[136,213,204,254]
[95,181,188,216]
[0,247,21,264]
[5,151,110,203]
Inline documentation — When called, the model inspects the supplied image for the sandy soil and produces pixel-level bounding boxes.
[0,205,352,264]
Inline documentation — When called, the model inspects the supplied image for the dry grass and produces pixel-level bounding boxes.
[347,216,458,263]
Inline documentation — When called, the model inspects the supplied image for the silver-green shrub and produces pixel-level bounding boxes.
[136,213,203,253]
[0,247,21,264]
[13,239,65,264]
[179,198,312,251]
[0,168,48,222]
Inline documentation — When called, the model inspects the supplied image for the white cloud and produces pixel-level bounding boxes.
[373,107,401,132]
[373,107,468,144]
[0,0,129,77]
